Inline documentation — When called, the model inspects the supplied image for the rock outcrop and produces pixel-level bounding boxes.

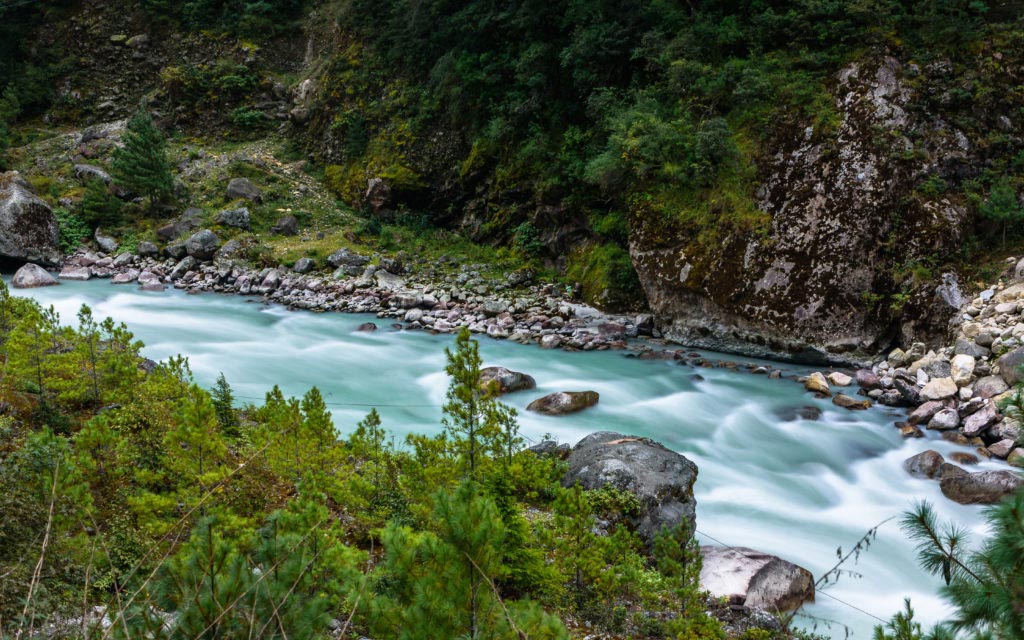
[0,173,61,266]
[562,431,697,545]
[478,366,536,395]
[630,57,972,363]
[700,546,815,612]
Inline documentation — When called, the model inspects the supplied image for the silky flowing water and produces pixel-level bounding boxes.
[15,280,997,638]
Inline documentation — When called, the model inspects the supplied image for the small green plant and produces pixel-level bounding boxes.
[512,221,545,257]
[53,207,89,253]
[230,106,265,128]
[917,174,948,197]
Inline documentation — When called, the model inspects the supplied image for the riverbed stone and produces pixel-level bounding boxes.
[479,366,536,395]
[94,228,118,253]
[987,439,1016,459]
[562,431,697,545]
[827,372,853,386]
[832,393,869,410]
[855,369,881,389]
[997,346,1024,386]
[1008,449,1024,468]
[919,377,957,401]
[700,546,814,612]
[950,354,975,387]
[962,403,998,437]
[940,470,1024,504]
[903,450,945,479]
[907,401,944,425]
[927,409,960,431]
[528,391,599,415]
[59,266,92,281]
[271,214,298,236]
[292,257,314,274]
[12,263,58,288]
[804,372,830,395]
[973,375,1009,399]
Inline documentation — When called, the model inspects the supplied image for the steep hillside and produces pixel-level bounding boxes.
[3,0,1024,362]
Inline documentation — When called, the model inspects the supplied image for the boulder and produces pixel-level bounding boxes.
[94,228,118,253]
[987,439,1016,459]
[327,248,370,270]
[699,546,815,612]
[827,371,853,386]
[365,177,392,214]
[355,322,377,332]
[271,214,298,236]
[908,401,945,425]
[111,269,140,284]
[185,229,219,261]
[215,207,251,230]
[226,177,261,202]
[1008,449,1024,468]
[479,366,537,394]
[903,450,945,479]
[0,172,61,265]
[156,208,203,242]
[527,440,571,458]
[950,354,975,387]
[962,403,998,437]
[170,256,196,280]
[562,431,697,545]
[926,409,960,431]
[292,257,314,274]
[832,393,869,410]
[804,372,830,395]
[528,391,599,415]
[73,164,112,184]
[940,471,1024,504]
[997,346,1024,386]
[920,377,957,401]
[12,263,58,288]
[136,241,159,257]
[855,369,881,389]
[58,266,92,281]
[974,375,1009,399]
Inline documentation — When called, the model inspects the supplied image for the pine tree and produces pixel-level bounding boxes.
[164,384,227,507]
[78,177,123,229]
[901,490,1024,638]
[76,305,101,408]
[442,328,517,479]
[300,386,334,453]
[209,372,239,438]
[111,110,173,207]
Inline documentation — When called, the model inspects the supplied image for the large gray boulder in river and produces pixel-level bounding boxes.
[0,172,61,266]
[12,263,58,288]
[940,470,1024,504]
[478,366,536,395]
[700,546,815,612]
[562,431,697,545]
[527,390,599,415]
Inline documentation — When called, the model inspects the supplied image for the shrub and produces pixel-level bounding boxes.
[53,207,89,253]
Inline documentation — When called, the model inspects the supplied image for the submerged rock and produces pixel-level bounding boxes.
[700,546,815,612]
[562,431,697,545]
[527,390,599,415]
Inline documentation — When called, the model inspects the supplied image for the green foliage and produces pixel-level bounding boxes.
[111,111,174,206]
[979,178,1024,248]
[78,178,123,230]
[566,242,643,310]
[210,372,240,438]
[512,221,545,258]
[900,490,1024,638]
[53,206,89,253]
[229,106,265,128]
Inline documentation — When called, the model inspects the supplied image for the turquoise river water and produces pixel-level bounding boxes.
[14,280,998,638]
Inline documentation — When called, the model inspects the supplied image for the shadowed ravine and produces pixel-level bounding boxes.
[15,280,989,638]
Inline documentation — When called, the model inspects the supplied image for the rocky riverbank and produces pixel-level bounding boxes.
[798,260,1024,504]
[22,231,654,353]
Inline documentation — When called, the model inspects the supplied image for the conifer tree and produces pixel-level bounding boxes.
[442,328,514,479]
[209,372,239,438]
[78,177,123,229]
[111,110,173,207]
[164,384,227,507]
[300,386,334,453]
[901,490,1024,638]
[76,305,101,408]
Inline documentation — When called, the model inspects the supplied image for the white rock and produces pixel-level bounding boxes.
[920,377,958,401]
[804,372,830,395]
[950,354,976,387]
[827,372,853,386]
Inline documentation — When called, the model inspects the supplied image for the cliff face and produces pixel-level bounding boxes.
[631,54,1017,363]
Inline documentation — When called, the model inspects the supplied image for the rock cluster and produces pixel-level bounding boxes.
[57,243,654,353]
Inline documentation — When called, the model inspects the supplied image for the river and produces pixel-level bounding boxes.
[15,279,991,638]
